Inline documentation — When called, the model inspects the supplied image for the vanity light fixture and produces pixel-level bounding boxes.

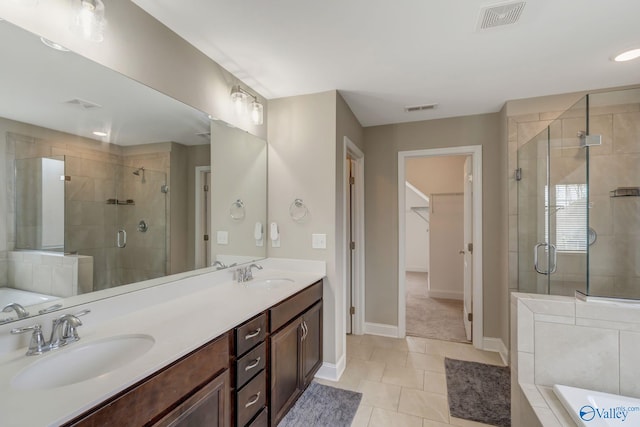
[70,0,107,43]
[230,84,264,125]
[613,48,640,62]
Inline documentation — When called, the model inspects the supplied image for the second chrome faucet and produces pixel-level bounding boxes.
[234,263,263,283]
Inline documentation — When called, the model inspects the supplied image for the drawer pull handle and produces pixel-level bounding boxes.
[245,357,261,371]
[244,328,261,340]
[245,392,261,408]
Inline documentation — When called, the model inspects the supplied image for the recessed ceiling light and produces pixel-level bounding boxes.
[92,131,108,137]
[613,48,640,62]
[40,37,70,52]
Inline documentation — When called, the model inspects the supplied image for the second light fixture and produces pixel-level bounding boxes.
[230,85,264,125]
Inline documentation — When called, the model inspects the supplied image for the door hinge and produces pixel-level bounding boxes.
[204,184,209,192]
[349,176,355,185]
[514,168,522,181]
[468,312,473,322]
[204,234,209,241]
[467,242,473,254]
[350,306,355,315]
[350,241,355,250]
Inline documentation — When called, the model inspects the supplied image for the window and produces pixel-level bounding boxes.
[545,184,588,252]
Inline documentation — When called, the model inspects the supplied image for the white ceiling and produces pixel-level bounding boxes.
[131,0,640,127]
[0,20,210,146]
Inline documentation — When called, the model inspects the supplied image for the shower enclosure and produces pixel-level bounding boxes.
[517,87,640,300]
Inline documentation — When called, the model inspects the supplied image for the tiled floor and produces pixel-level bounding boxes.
[315,334,506,427]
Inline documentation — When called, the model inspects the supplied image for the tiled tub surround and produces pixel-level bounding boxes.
[511,292,640,426]
[0,258,325,426]
[1,251,93,297]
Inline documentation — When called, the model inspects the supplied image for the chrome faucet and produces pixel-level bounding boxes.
[2,303,29,319]
[10,309,90,356]
[234,263,263,283]
[211,260,227,270]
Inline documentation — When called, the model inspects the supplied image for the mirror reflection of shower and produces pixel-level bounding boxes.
[132,166,146,183]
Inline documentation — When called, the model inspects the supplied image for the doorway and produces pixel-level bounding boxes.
[398,146,483,347]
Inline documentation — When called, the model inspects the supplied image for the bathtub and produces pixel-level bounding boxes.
[554,384,640,426]
[0,287,59,313]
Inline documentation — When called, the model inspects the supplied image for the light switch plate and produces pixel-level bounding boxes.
[312,233,326,249]
[217,231,228,245]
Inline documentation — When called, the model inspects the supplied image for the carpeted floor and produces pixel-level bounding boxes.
[445,358,511,427]
[405,272,469,342]
[278,382,362,427]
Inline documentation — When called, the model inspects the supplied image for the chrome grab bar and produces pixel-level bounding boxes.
[534,242,558,275]
[117,229,127,248]
[534,242,548,275]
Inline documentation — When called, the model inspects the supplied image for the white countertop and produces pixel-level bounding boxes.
[0,258,325,427]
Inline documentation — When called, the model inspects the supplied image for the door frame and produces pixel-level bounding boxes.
[397,145,483,347]
[194,165,211,268]
[343,137,365,337]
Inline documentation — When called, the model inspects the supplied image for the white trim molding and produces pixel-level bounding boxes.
[315,353,347,381]
[364,322,399,338]
[398,145,483,348]
[483,337,509,366]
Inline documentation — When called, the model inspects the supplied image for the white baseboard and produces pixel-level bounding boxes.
[364,322,399,338]
[483,337,509,366]
[427,290,463,300]
[405,266,428,273]
[315,353,346,381]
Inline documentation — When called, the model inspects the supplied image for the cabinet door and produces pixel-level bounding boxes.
[154,370,230,427]
[270,318,303,426]
[302,301,323,386]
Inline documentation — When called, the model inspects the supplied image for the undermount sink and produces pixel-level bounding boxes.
[245,278,295,289]
[12,334,155,390]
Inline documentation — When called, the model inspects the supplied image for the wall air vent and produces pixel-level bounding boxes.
[63,98,102,110]
[404,104,437,113]
[478,1,526,30]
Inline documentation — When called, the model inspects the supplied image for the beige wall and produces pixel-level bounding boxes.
[268,90,363,367]
[363,113,506,341]
[0,0,266,139]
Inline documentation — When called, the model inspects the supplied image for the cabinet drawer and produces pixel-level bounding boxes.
[236,370,266,427]
[236,341,266,389]
[246,407,268,427]
[235,313,267,356]
[270,280,322,332]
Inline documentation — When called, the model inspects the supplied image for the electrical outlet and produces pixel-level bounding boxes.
[312,233,326,249]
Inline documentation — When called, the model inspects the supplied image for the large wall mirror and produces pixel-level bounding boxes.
[0,20,267,324]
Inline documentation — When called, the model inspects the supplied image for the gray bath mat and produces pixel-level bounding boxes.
[445,358,511,427]
[278,382,362,427]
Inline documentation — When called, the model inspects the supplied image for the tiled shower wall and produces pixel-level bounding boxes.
[508,102,640,299]
[6,130,172,293]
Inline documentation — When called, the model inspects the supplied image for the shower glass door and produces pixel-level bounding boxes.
[518,97,588,296]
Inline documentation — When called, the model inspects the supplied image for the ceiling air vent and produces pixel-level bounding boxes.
[478,1,526,30]
[404,104,437,113]
[197,132,211,139]
[63,98,102,110]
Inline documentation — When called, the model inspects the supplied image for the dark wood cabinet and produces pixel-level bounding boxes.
[269,282,323,426]
[64,334,231,427]
[154,370,230,427]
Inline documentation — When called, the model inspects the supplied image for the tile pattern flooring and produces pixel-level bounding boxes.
[315,334,506,427]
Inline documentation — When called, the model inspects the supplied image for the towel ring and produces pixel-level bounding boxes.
[289,198,309,221]
[230,199,245,220]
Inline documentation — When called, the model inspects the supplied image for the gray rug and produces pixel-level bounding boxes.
[278,382,362,427]
[445,358,511,427]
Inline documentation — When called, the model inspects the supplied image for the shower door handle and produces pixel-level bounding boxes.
[549,243,557,274]
[534,242,549,275]
[117,229,127,248]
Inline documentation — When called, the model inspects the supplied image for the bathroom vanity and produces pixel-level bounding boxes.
[0,259,325,427]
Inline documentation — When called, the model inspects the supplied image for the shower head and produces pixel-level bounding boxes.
[133,167,144,176]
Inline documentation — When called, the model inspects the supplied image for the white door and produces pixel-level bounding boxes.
[463,157,473,341]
